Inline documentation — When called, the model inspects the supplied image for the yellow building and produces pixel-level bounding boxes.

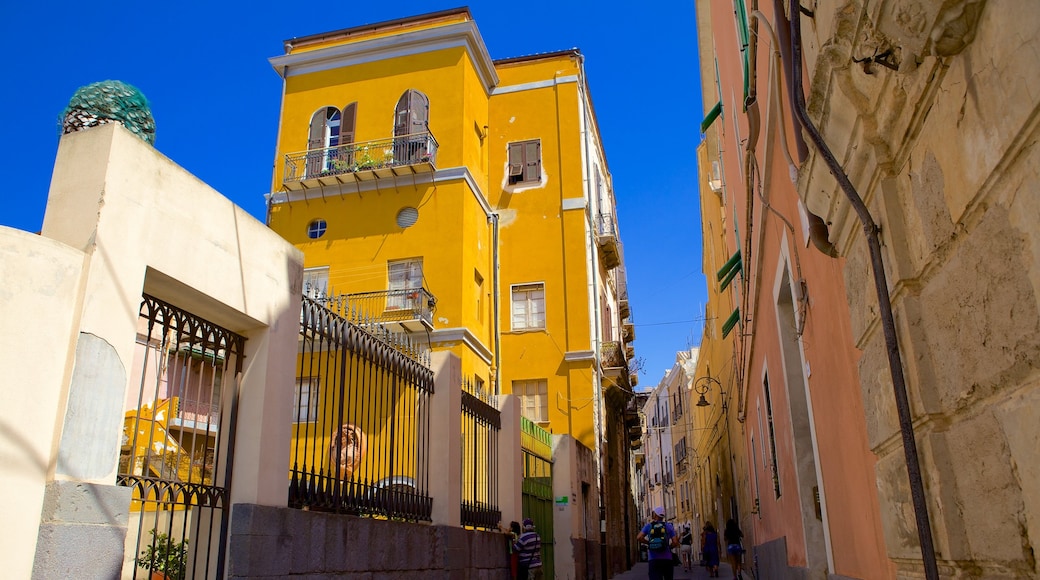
[266,8,638,578]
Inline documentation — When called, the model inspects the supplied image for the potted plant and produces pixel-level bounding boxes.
[137,530,188,580]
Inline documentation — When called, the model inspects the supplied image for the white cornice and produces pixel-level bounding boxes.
[428,327,494,365]
[492,75,579,96]
[564,350,595,362]
[270,21,499,93]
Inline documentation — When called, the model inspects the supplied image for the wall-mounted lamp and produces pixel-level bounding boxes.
[691,375,723,408]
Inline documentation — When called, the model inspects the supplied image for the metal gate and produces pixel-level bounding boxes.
[521,417,555,579]
[117,294,244,580]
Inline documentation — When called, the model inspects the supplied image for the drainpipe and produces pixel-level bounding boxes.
[788,7,939,580]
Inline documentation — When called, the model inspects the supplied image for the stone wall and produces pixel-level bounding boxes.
[228,504,511,579]
[799,1,1040,577]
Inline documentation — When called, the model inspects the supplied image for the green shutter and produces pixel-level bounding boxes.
[734,0,750,110]
[722,308,740,338]
[701,101,723,133]
[716,250,742,291]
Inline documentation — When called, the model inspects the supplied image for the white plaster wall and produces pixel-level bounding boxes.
[0,228,86,578]
[40,123,302,504]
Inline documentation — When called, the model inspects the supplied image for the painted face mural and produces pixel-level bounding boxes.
[329,423,367,480]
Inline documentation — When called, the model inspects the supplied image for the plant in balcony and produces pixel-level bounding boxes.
[382,147,394,167]
[137,530,188,580]
[419,152,433,164]
[355,146,377,170]
[331,158,353,172]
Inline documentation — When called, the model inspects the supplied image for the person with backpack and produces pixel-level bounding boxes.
[513,518,542,580]
[636,506,678,580]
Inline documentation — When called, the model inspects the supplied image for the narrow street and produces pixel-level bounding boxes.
[612,561,745,580]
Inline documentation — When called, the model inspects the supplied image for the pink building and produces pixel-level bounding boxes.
[695,1,891,577]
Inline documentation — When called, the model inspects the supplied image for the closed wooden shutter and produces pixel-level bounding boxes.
[308,108,327,151]
[341,102,356,145]
[523,140,540,182]
[508,143,524,177]
[395,93,410,137]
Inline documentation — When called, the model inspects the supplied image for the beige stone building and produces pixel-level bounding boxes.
[796,1,1040,577]
[695,0,1038,578]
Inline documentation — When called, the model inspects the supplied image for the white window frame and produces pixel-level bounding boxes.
[513,379,548,423]
[387,258,423,310]
[303,266,330,300]
[293,377,319,423]
[511,282,545,331]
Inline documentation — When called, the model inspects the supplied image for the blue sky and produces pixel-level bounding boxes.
[1,1,706,387]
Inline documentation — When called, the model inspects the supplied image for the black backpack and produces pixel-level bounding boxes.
[647,521,668,551]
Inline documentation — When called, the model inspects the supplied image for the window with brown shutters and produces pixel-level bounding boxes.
[507,139,541,185]
[394,90,430,163]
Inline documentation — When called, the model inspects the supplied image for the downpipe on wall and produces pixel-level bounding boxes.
[787,5,940,580]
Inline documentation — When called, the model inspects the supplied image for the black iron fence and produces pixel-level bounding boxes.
[118,294,245,580]
[460,377,501,530]
[284,131,439,183]
[289,295,434,521]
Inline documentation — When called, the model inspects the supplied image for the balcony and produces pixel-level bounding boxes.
[619,295,630,319]
[596,213,620,270]
[600,341,627,372]
[623,320,635,342]
[282,132,438,191]
[310,287,436,333]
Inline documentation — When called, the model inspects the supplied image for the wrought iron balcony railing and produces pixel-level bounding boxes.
[600,341,627,370]
[283,131,439,189]
[596,213,620,270]
[308,287,436,333]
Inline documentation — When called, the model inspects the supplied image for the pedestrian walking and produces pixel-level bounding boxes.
[701,522,721,577]
[514,518,543,580]
[724,519,745,579]
[679,525,694,571]
[636,506,678,580]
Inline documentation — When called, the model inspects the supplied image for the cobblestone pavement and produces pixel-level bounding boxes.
[609,559,747,580]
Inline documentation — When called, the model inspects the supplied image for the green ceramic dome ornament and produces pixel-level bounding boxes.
[62,80,156,145]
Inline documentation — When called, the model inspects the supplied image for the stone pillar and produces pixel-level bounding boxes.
[429,351,462,526]
[496,394,523,526]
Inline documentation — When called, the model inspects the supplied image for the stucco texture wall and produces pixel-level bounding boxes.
[801,1,1040,576]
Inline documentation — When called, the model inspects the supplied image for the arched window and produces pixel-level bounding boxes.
[393,90,430,163]
[307,104,357,176]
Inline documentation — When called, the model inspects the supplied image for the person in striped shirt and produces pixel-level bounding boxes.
[513,518,543,580]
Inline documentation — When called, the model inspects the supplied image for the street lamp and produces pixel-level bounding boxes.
[692,375,723,408]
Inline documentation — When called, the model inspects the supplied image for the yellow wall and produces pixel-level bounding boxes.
[271,27,606,450]
[490,54,597,447]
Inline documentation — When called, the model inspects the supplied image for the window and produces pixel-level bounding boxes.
[293,377,319,422]
[474,270,484,323]
[306,104,356,177]
[303,267,329,299]
[764,375,782,498]
[507,139,541,184]
[514,379,548,422]
[511,283,545,331]
[388,259,423,310]
[394,90,430,163]
[307,219,327,239]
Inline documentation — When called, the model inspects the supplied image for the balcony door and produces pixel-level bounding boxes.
[307,104,356,176]
[393,90,429,163]
[388,259,423,311]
